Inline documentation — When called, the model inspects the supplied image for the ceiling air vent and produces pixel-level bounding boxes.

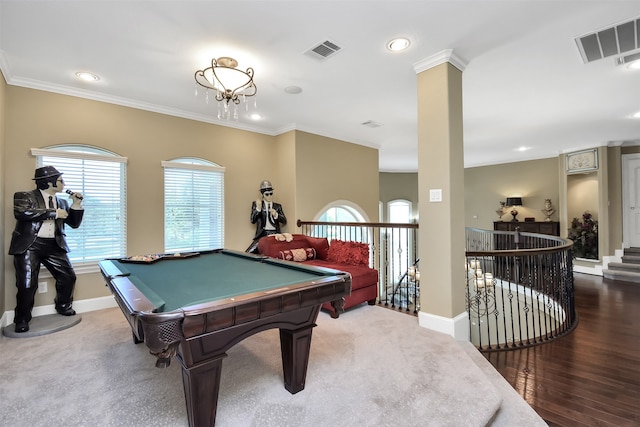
[304,40,342,62]
[575,16,640,63]
[361,120,382,128]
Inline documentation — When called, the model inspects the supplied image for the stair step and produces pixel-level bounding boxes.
[457,341,547,426]
[607,262,640,272]
[624,247,640,256]
[621,255,640,264]
[603,269,640,283]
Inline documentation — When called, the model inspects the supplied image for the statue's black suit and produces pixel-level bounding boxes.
[9,189,84,324]
[246,200,287,253]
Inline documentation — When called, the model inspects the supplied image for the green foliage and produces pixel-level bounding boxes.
[568,211,598,259]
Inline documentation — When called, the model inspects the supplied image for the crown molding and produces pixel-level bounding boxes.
[413,49,468,73]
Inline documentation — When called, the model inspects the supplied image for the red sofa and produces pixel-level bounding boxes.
[257,234,378,318]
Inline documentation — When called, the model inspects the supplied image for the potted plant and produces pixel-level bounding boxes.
[567,211,598,259]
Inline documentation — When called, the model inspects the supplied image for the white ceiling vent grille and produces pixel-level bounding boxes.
[304,40,342,61]
[575,16,640,63]
[361,120,382,128]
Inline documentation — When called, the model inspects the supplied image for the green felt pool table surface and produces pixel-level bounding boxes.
[106,249,338,312]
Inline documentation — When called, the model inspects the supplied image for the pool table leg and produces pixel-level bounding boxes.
[279,324,315,394]
[179,352,228,427]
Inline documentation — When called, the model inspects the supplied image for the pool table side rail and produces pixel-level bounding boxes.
[180,274,351,333]
[180,271,351,314]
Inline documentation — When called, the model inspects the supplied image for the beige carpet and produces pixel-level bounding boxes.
[0,305,546,426]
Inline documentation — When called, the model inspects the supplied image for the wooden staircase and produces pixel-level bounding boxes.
[603,247,640,283]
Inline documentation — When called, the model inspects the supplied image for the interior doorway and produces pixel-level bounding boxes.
[622,153,640,248]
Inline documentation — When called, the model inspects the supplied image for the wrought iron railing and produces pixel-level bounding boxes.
[465,227,577,351]
[297,220,420,313]
[296,220,577,351]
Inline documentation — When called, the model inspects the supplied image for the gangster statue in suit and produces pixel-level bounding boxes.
[246,180,287,253]
[9,166,84,333]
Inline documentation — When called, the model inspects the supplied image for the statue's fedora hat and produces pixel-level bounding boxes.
[33,166,63,180]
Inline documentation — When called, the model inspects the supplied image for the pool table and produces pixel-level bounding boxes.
[98,249,351,427]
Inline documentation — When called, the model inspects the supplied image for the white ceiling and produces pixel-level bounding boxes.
[1,1,639,172]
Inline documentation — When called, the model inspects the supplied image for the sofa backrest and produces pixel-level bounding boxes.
[257,234,330,260]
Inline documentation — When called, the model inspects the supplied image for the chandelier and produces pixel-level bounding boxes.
[466,259,496,318]
[194,57,257,120]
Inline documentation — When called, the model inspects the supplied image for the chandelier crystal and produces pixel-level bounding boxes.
[194,57,257,120]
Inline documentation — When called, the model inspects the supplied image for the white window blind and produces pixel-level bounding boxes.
[163,159,225,252]
[32,146,127,265]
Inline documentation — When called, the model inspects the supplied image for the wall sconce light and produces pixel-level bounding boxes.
[505,197,523,222]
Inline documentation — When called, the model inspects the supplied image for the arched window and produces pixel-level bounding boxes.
[162,157,225,252]
[31,145,128,271]
[315,200,369,243]
[318,205,366,223]
[387,199,412,223]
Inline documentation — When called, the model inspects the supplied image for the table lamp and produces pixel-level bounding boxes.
[505,197,523,222]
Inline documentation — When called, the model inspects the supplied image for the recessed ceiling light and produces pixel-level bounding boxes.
[633,111,640,119]
[387,37,411,52]
[628,60,640,70]
[249,113,262,120]
[75,72,100,82]
[516,146,531,152]
[284,85,302,94]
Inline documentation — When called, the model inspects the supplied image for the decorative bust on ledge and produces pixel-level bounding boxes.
[541,199,555,222]
[495,201,506,221]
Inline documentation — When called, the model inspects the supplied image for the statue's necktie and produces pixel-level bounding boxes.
[49,196,54,209]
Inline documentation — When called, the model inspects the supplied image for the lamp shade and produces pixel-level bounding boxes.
[506,197,523,207]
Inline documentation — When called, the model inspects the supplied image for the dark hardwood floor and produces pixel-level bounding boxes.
[484,273,640,426]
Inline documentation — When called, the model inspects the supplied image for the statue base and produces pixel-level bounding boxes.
[2,313,82,338]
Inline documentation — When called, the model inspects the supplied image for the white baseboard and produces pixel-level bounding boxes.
[418,310,470,341]
[574,246,626,276]
[1,295,117,328]
[573,255,602,275]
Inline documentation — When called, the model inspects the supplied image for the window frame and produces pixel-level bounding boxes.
[31,146,128,275]
[162,158,225,253]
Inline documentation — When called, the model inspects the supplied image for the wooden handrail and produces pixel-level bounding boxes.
[297,219,418,229]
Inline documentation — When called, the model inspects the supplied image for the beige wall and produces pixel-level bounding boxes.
[417,62,466,320]
[382,149,631,252]
[271,131,297,229]
[0,71,6,316]
[567,173,599,221]
[3,84,634,318]
[465,157,560,231]
[607,147,622,252]
[293,131,379,223]
[2,87,380,315]
[379,172,418,222]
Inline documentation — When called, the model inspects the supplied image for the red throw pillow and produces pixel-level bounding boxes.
[279,247,316,262]
[305,236,330,260]
[257,234,309,258]
[326,240,370,267]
